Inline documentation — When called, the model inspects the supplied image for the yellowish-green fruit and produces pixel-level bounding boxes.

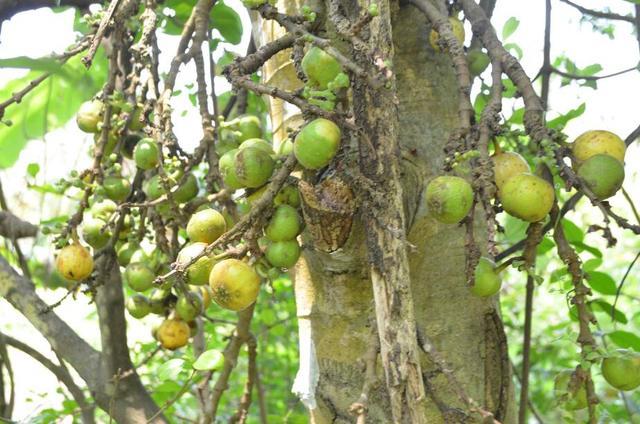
[91,199,117,221]
[274,185,301,208]
[158,318,190,350]
[246,185,268,205]
[81,218,111,249]
[176,242,216,286]
[301,46,343,90]
[429,17,465,52]
[124,262,155,292]
[602,350,640,391]
[128,106,144,131]
[103,176,131,202]
[425,175,473,224]
[500,173,554,222]
[117,242,136,267]
[572,130,625,164]
[187,208,227,244]
[265,240,301,268]
[239,138,274,155]
[173,173,199,203]
[175,292,204,321]
[554,370,588,410]
[192,285,212,309]
[235,115,262,143]
[126,294,151,319]
[577,154,624,200]
[294,118,341,170]
[56,243,94,281]
[133,138,160,170]
[471,257,502,297]
[265,205,301,241]
[277,138,294,158]
[467,49,490,76]
[235,147,275,188]
[216,129,240,156]
[219,148,243,190]
[209,259,260,311]
[149,288,171,315]
[491,151,531,193]
[76,100,103,133]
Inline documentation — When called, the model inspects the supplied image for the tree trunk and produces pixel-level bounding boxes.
[257,1,516,422]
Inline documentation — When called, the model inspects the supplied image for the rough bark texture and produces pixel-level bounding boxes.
[258,1,515,422]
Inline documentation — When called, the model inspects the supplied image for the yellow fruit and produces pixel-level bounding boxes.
[572,130,625,164]
[157,318,190,350]
[491,151,530,194]
[186,208,227,244]
[576,154,624,200]
[55,243,94,281]
[429,17,465,53]
[500,173,554,222]
[425,175,473,224]
[209,259,260,312]
[602,350,640,391]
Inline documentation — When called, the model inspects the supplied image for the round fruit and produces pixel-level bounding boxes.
[91,199,117,221]
[187,209,226,244]
[491,151,531,193]
[216,129,240,156]
[554,370,588,410]
[103,176,131,202]
[133,138,160,170]
[126,294,151,319]
[239,138,274,155]
[219,149,243,190]
[157,318,190,350]
[277,138,294,157]
[209,259,261,312]
[56,243,94,281]
[192,286,212,309]
[265,205,301,241]
[124,262,155,292]
[122,133,141,159]
[82,218,111,249]
[128,106,144,131]
[429,17,465,53]
[602,350,640,391]
[246,185,268,205]
[235,115,262,143]
[294,118,341,170]
[172,172,199,203]
[467,49,490,76]
[117,242,136,267]
[265,240,301,268]
[500,173,554,222]
[235,147,275,188]
[425,175,473,224]
[76,100,103,133]
[576,154,624,200]
[149,288,171,315]
[176,242,216,286]
[274,185,301,207]
[175,293,204,321]
[471,257,502,297]
[301,46,343,90]
[572,130,625,164]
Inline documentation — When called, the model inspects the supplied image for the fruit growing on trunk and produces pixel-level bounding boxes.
[124,262,155,292]
[425,175,473,224]
[601,350,640,391]
[572,130,625,164]
[491,151,530,194]
[103,176,131,202]
[265,205,301,241]
[175,292,204,321]
[265,240,301,268]
[157,318,190,350]
[116,242,137,267]
[294,118,341,170]
[219,148,243,190]
[554,370,588,410]
[235,147,275,188]
[176,242,216,286]
[429,17,465,53]
[81,218,111,249]
[126,294,151,319]
[301,47,343,90]
[133,138,160,170]
[500,173,554,222]
[239,138,274,156]
[471,257,502,297]
[91,199,117,221]
[187,208,227,244]
[209,259,260,311]
[576,154,624,200]
[76,100,103,133]
[56,243,94,281]
[234,115,262,143]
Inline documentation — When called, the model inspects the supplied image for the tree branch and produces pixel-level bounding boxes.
[557,0,635,23]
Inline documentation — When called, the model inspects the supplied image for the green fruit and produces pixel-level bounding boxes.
[425,175,473,224]
[294,118,341,170]
[572,130,625,164]
[235,115,262,142]
[216,129,240,156]
[265,240,301,268]
[172,173,199,202]
[471,257,501,297]
[122,133,141,159]
[554,370,588,410]
[126,294,151,319]
[602,350,640,391]
[128,106,144,131]
[467,49,490,76]
[149,288,171,314]
[95,130,118,156]
[301,47,342,89]
[277,138,294,158]
[235,147,275,188]
[133,138,160,170]
[175,293,204,321]
[265,205,301,241]
[187,208,227,244]
[76,100,103,133]
[209,259,260,312]
[143,175,164,200]
[219,149,243,190]
[82,218,111,249]
[274,185,301,207]
[576,154,624,200]
[500,173,554,222]
[491,151,530,194]
[117,242,137,267]
[176,242,216,286]
[129,249,149,264]
[56,243,94,281]
[103,176,131,202]
[91,199,117,221]
[239,138,274,155]
[125,262,155,292]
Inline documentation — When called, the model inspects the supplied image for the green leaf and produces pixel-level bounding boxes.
[157,358,186,381]
[583,258,602,272]
[26,163,40,177]
[0,57,63,74]
[502,17,519,40]
[592,300,627,324]
[193,349,224,371]
[562,219,584,244]
[571,241,602,258]
[210,2,242,45]
[547,103,586,129]
[537,237,555,255]
[581,64,603,76]
[586,271,617,295]
[608,331,640,351]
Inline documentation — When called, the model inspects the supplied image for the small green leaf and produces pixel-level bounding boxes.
[27,163,40,177]
[210,2,242,45]
[547,103,586,129]
[608,331,640,351]
[562,219,584,244]
[586,271,617,295]
[193,349,224,371]
[592,299,627,324]
[583,258,602,272]
[502,17,519,40]
[157,358,186,381]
